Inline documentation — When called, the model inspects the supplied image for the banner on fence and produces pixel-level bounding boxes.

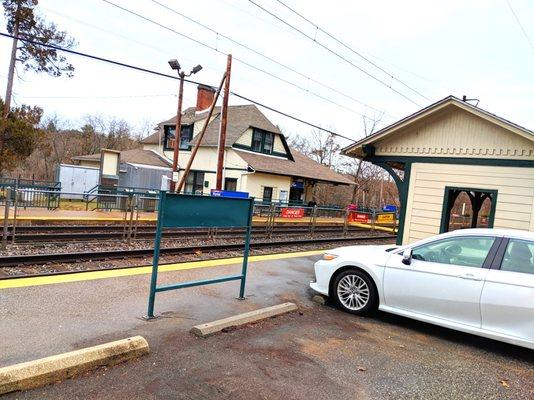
[281,207,305,218]
[349,212,369,223]
[377,213,395,224]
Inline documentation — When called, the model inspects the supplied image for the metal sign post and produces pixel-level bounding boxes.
[146,191,254,319]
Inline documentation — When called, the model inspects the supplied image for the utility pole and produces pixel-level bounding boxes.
[177,74,226,193]
[216,54,232,190]
[167,59,202,192]
[170,69,184,193]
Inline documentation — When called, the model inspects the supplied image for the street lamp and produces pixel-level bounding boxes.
[168,59,203,193]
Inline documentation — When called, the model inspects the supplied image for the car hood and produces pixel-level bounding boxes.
[326,244,399,262]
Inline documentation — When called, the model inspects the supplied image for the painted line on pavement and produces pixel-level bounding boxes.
[0,250,325,290]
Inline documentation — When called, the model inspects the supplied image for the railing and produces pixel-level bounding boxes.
[0,177,61,210]
[83,185,159,212]
[1,189,145,247]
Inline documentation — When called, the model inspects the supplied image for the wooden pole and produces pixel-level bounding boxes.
[176,73,226,193]
[170,73,185,193]
[216,54,232,190]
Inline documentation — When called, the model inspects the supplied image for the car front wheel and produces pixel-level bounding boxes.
[333,269,378,315]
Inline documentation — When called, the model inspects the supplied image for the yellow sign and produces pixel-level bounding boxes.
[377,213,395,223]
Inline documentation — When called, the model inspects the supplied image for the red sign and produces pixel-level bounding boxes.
[349,212,369,223]
[281,208,305,218]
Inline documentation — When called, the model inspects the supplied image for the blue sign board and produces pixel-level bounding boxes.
[210,189,249,199]
[383,204,398,212]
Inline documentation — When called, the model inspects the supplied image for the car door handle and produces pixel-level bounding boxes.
[457,273,481,281]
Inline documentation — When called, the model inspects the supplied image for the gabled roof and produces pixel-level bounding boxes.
[141,104,282,147]
[342,95,534,157]
[72,149,171,168]
[235,148,354,185]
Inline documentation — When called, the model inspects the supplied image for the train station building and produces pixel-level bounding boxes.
[343,96,534,244]
[139,85,353,202]
[68,85,353,203]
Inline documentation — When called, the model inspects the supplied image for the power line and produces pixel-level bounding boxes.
[505,0,534,52]
[230,92,355,141]
[20,94,176,99]
[0,31,358,142]
[147,0,389,116]
[248,0,423,107]
[101,0,379,119]
[274,0,431,101]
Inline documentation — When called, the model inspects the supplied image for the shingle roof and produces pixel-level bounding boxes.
[72,149,171,168]
[234,148,354,185]
[142,104,281,146]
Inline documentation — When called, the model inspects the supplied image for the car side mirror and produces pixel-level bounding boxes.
[402,248,413,265]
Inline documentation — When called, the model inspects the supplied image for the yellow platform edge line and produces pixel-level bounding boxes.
[0,249,325,290]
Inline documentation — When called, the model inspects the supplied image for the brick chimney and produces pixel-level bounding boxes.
[196,84,216,113]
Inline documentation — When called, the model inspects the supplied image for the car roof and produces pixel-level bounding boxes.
[440,228,534,240]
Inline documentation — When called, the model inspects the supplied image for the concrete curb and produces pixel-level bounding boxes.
[0,336,149,395]
[191,302,298,337]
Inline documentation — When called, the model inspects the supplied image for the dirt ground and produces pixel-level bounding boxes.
[1,254,532,400]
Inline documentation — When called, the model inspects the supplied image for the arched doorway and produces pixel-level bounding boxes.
[440,187,498,233]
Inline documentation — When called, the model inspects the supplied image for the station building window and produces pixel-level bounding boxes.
[251,129,274,154]
[184,171,205,194]
[164,124,194,151]
[224,178,238,192]
[440,187,497,233]
[262,186,273,203]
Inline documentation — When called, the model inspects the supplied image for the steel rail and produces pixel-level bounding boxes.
[0,235,395,268]
[3,226,368,242]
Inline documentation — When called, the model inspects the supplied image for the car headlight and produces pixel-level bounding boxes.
[323,253,339,261]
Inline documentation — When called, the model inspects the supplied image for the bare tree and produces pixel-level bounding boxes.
[344,111,385,205]
[288,127,341,168]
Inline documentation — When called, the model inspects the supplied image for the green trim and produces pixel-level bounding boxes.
[439,186,498,233]
[232,143,288,158]
[251,128,274,154]
[374,161,410,245]
[366,155,534,168]
[233,143,252,151]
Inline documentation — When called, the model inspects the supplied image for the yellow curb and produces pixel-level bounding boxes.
[0,250,326,290]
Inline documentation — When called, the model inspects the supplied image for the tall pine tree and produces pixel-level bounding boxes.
[1,0,75,173]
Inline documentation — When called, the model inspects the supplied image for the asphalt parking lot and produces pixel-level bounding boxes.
[1,252,533,399]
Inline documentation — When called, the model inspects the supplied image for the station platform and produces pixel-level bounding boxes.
[0,250,323,366]
[1,249,530,399]
[0,209,395,231]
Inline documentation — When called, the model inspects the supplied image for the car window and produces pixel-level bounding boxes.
[501,239,534,275]
[412,236,495,268]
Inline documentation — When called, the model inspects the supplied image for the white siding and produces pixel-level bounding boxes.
[234,129,287,156]
[376,108,534,160]
[403,163,534,244]
[273,134,286,154]
[235,128,253,146]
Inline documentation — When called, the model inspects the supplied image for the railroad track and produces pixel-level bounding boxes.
[3,226,367,243]
[0,235,395,268]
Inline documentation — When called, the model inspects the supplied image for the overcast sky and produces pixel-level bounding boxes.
[1,0,533,144]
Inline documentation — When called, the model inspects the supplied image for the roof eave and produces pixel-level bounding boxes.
[342,95,534,157]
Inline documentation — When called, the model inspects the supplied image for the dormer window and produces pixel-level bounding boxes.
[164,124,194,151]
[252,128,274,154]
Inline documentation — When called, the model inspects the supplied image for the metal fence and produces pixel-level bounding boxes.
[0,177,61,209]
[84,185,160,212]
[1,189,148,247]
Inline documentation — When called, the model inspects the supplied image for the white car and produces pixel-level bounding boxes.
[310,228,534,349]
